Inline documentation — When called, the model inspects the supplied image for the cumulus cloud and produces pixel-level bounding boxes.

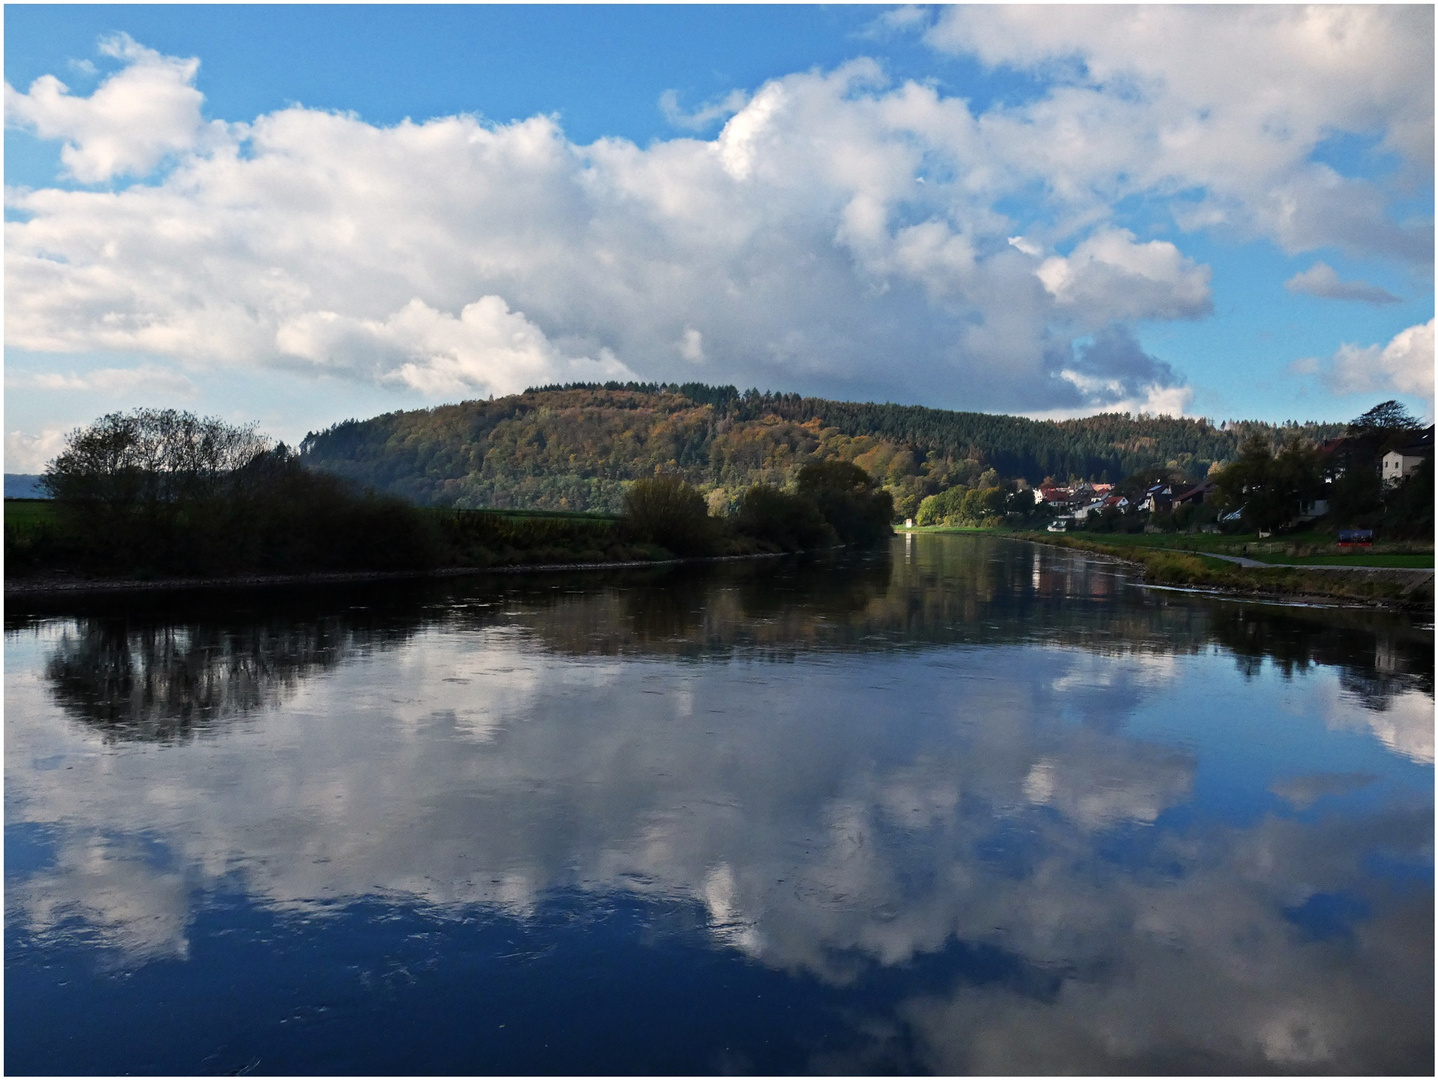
[1036,229,1212,323]
[4,22,1429,421]
[862,5,934,40]
[678,327,706,364]
[4,42,1204,416]
[4,33,216,183]
[5,426,69,473]
[926,5,1434,264]
[1295,319,1435,403]
[274,296,634,397]
[1030,324,1193,419]
[1283,262,1400,305]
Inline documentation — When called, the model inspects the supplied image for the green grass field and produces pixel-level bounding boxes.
[3,498,56,527]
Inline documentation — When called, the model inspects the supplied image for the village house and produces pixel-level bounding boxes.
[1171,478,1214,509]
[1033,485,1074,507]
[1138,482,1181,513]
[1381,427,1434,487]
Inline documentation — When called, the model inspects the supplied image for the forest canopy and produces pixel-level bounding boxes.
[299,383,1345,518]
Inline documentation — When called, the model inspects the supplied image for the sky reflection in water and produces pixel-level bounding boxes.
[5,535,1433,1074]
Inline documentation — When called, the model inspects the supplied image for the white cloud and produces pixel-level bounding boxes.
[5,363,197,397]
[1034,378,1194,422]
[926,5,1433,264]
[1036,229,1212,323]
[4,33,218,183]
[678,327,706,364]
[274,296,634,398]
[6,23,1428,421]
[1283,262,1400,305]
[1298,319,1436,403]
[862,5,934,40]
[659,88,748,132]
[5,426,69,473]
[5,50,1202,415]
[714,80,789,182]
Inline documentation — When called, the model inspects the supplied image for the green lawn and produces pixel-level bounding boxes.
[1240,552,1433,568]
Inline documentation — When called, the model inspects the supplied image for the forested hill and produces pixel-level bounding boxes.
[299,383,1344,518]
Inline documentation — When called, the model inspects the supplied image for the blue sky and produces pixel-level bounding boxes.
[5,5,1433,469]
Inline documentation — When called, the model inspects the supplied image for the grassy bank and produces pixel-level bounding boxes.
[4,493,833,587]
[4,497,693,581]
[909,522,1432,567]
[1010,530,1433,608]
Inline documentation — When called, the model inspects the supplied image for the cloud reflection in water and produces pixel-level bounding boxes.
[6,536,1432,1073]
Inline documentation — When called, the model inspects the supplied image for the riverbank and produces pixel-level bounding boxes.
[3,549,797,600]
[1009,530,1434,610]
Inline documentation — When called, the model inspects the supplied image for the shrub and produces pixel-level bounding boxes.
[796,460,894,544]
[732,484,835,551]
[621,475,717,556]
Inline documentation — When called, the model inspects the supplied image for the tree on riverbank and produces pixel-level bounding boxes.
[38,409,442,574]
[1212,436,1322,533]
[795,461,894,545]
[616,469,890,556]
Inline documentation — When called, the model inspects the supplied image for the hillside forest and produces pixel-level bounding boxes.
[300,383,1346,521]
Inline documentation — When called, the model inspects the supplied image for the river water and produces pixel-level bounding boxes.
[5,534,1433,1074]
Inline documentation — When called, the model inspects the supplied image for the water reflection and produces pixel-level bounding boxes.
[13,537,1431,734]
[44,620,354,742]
[6,535,1433,1074]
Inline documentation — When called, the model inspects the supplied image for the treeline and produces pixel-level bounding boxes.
[1211,402,1433,538]
[14,410,445,577]
[9,409,897,581]
[301,383,1342,519]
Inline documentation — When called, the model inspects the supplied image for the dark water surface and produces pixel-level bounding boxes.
[6,534,1433,1074]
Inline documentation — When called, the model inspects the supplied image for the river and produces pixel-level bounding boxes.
[5,533,1433,1073]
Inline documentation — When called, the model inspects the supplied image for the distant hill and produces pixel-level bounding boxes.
[299,383,1345,518]
[4,474,48,499]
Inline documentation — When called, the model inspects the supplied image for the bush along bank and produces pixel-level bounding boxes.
[616,463,892,559]
[1018,531,1434,609]
[9,409,895,587]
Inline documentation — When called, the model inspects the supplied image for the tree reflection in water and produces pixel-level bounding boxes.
[27,536,1431,739]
